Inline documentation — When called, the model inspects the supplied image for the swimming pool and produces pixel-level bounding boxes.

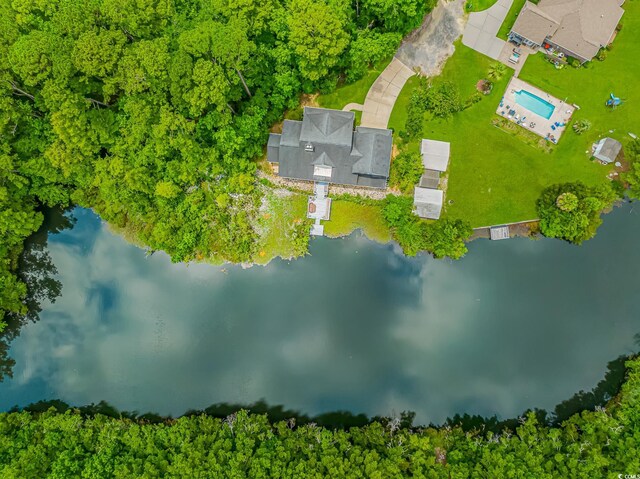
[514,90,555,119]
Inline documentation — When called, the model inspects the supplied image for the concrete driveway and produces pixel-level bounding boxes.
[360,58,414,130]
[462,0,513,60]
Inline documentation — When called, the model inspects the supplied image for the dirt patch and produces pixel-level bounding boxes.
[395,0,466,77]
[300,93,319,108]
[391,143,400,160]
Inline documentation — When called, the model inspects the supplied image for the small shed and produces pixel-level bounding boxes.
[593,137,623,164]
[413,187,444,220]
[490,225,510,240]
[421,139,450,172]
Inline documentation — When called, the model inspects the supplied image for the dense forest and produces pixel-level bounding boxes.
[0,354,638,477]
[0,0,434,332]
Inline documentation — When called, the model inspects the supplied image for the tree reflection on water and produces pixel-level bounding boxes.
[0,208,75,381]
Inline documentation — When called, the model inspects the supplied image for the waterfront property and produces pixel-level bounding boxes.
[268,107,393,188]
[508,0,624,63]
[497,77,575,142]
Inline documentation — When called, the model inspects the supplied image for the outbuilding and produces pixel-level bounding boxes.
[413,187,444,220]
[420,139,450,172]
[593,137,623,164]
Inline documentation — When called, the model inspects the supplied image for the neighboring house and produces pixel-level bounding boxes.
[593,137,623,164]
[419,139,450,189]
[267,107,392,189]
[509,0,625,63]
[413,187,444,220]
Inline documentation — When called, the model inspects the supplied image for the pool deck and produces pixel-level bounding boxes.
[496,77,575,143]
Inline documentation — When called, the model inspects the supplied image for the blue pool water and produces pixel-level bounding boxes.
[514,90,555,119]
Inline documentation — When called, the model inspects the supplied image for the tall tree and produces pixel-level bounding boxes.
[287,0,349,82]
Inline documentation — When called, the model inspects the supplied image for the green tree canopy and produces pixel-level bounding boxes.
[537,182,619,244]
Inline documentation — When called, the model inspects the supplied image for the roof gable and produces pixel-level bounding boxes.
[300,107,355,147]
[351,127,393,177]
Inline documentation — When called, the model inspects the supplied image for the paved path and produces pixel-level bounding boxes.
[497,43,535,76]
[360,58,414,130]
[342,102,364,112]
[462,0,513,60]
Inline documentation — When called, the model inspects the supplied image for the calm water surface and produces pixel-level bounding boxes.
[1,206,639,424]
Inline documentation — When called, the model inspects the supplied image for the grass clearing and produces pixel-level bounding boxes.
[465,0,498,12]
[317,57,392,110]
[255,192,308,264]
[497,0,526,40]
[389,40,616,227]
[323,200,392,243]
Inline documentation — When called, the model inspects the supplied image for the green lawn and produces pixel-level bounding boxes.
[497,0,526,40]
[254,192,308,264]
[465,0,498,13]
[317,57,392,110]
[323,200,391,243]
[389,39,622,227]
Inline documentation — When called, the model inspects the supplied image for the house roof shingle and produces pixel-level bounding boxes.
[267,107,392,188]
[511,0,624,60]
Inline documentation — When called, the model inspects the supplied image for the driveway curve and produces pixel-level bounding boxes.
[360,58,414,129]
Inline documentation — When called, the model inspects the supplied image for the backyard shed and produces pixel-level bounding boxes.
[414,187,444,220]
[420,139,450,172]
[593,137,623,164]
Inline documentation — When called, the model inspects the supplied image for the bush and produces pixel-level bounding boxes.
[487,62,507,81]
[572,119,592,135]
[285,107,304,121]
[537,182,619,244]
[427,81,463,118]
[382,196,472,258]
[390,151,423,193]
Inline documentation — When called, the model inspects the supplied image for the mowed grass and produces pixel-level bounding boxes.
[389,41,613,227]
[497,0,526,40]
[465,0,498,12]
[323,200,391,243]
[317,57,392,110]
[255,192,308,264]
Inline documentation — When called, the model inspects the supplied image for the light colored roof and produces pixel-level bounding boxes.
[511,2,560,44]
[413,187,443,220]
[420,139,450,172]
[511,0,624,60]
[593,137,622,163]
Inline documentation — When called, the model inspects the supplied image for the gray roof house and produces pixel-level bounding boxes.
[509,0,625,63]
[593,137,623,164]
[267,107,393,189]
[414,187,444,220]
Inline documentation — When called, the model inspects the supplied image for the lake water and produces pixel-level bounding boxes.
[1,206,639,425]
